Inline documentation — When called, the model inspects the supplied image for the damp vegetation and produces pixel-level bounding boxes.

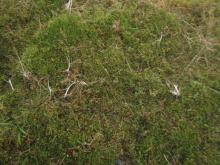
[0,0,220,164]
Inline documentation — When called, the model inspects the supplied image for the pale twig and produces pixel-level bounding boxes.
[14,48,40,85]
[158,32,164,43]
[154,32,166,45]
[64,80,87,98]
[47,80,53,97]
[16,54,30,79]
[64,57,73,77]
[64,81,76,98]
[65,0,73,12]
[7,79,15,91]
[12,46,30,79]
[65,57,71,73]
[171,84,180,97]
[77,80,87,86]
[164,155,171,165]
[166,80,181,97]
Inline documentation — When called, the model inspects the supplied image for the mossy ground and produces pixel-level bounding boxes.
[0,0,220,164]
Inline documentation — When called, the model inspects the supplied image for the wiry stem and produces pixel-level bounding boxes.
[7,79,15,91]
[64,80,87,98]
[158,32,165,44]
[158,32,163,42]
[163,155,171,165]
[47,80,53,97]
[166,80,180,97]
[65,0,73,12]
[64,57,72,74]
[66,57,71,73]
[63,57,73,78]
[64,81,76,98]
[12,46,30,79]
[17,54,30,79]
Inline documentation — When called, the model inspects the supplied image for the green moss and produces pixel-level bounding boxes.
[22,15,86,83]
[22,4,184,86]
[0,0,63,88]
[1,1,220,164]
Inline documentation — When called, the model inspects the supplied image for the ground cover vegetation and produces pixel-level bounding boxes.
[0,0,220,164]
